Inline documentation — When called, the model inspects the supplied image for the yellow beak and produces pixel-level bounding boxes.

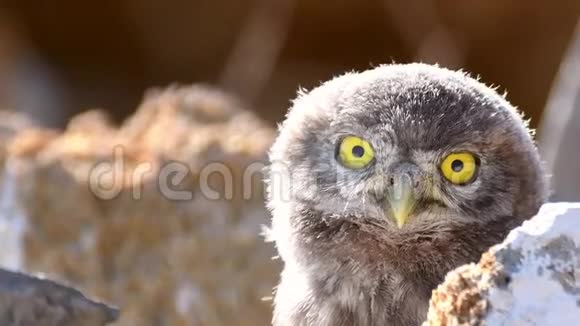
[388,173,416,228]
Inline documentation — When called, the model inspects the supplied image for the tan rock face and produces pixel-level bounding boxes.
[1,86,279,326]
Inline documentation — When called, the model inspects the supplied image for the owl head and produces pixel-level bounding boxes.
[267,64,547,246]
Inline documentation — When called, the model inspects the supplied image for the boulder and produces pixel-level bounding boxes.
[0,85,279,325]
[424,203,580,325]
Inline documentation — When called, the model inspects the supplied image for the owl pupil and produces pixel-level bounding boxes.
[451,160,464,172]
[352,146,365,158]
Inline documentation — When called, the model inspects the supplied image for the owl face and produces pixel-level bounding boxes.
[269,64,546,232]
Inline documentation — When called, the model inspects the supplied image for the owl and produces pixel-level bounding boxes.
[266,64,548,326]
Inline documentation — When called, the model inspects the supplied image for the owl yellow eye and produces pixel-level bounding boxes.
[440,152,478,185]
[337,136,375,169]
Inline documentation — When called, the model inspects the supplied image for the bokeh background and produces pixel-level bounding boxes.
[0,1,579,325]
[1,1,578,125]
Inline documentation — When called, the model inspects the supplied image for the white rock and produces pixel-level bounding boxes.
[425,202,580,325]
[486,203,580,325]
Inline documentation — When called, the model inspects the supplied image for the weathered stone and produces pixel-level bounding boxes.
[424,203,580,325]
[0,268,118,326]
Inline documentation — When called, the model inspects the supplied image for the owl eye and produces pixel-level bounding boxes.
[440,152,478,185]
[337,136,375,169]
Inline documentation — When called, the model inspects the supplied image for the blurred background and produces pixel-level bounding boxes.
[0,1,578,126]
[0,1,579,325]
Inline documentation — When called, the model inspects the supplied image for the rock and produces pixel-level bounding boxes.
[0,268,118,325]
[0,85,279,325]
[424,203,580,325]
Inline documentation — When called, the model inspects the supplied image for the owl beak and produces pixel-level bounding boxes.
[387,171,416,228]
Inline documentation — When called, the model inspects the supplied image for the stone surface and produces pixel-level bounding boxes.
[0,268,118,326]
[0,85,279,325]
[424,203,580,325]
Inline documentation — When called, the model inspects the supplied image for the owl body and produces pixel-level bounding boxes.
[267,64,547,326]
